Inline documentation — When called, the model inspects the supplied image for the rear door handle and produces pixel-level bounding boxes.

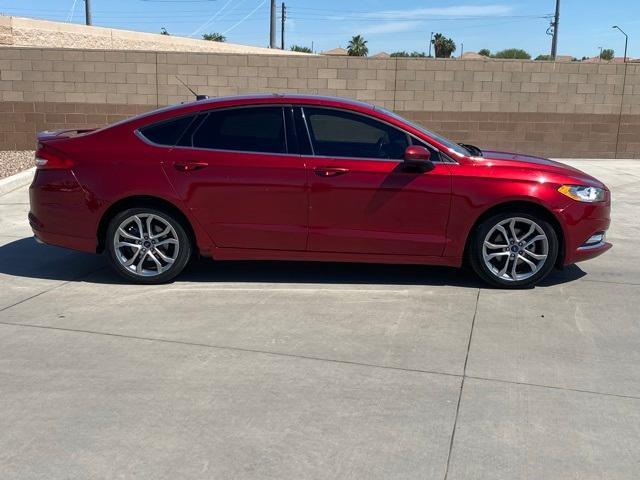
[314,167,349,177]
[173,160,208,172]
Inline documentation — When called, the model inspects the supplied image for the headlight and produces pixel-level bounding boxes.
[558,185,605,202]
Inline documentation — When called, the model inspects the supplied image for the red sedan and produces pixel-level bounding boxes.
[29,94,611,287]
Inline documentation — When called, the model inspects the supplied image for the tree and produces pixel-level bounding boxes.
[600,48,614,60]
[392,51,427,57]
[347,35,368,56]
[478,48,491,57]
[202,32,226,42]
[493,48,531,59]
[535,54,553,61]
[160,27,170,36]
[432,33,456,58]
[290,45,312,53]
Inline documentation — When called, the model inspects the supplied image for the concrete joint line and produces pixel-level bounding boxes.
[0,266,108,313]
[443,288,481,480]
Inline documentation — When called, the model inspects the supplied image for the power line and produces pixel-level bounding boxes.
[66,0,79,22]
[223,0,267,35]
[189,0,234,36]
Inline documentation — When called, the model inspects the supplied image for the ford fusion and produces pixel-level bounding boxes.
[29,94,611,287]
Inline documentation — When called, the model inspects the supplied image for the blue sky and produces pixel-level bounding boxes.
[0,1,635,58]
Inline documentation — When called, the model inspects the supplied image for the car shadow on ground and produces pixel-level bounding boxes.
[0,236,586,288]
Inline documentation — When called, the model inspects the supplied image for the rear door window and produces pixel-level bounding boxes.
[139,115,197,146]
[190,106,287,154]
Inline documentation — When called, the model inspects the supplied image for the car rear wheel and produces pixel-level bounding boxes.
[469,212,558,288]
[106,207,191,284]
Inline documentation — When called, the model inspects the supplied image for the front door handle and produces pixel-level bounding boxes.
[173,160,208,172]
[314,167,349,177]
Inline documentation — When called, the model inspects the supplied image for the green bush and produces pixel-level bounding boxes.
[493,48,531,59]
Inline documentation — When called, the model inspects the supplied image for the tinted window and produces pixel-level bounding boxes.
[190,107,286,154]
[139,115,196,146]
[377,106,470,156]
[303,107,409,159]
[411,136,442,162]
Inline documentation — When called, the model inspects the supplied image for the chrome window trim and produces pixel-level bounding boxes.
[163,143,307,158]
[135,101,459,165]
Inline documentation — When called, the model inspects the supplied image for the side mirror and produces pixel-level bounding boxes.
[403,145,434,171]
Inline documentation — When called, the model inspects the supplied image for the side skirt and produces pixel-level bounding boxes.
[207,246,463,268]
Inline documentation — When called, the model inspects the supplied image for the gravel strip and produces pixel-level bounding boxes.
[0,151,35,179]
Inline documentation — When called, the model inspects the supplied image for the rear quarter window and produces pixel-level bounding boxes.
[138,115,196,146]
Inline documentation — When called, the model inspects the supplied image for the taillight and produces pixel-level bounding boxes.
[35,143,74,170]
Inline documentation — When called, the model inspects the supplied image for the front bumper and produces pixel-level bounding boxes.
[558,198,612,266]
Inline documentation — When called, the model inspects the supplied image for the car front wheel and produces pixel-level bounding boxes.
[469,212,559,288]
[106,207,192,284]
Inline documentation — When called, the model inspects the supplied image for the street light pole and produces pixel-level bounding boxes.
[612,25,628,62]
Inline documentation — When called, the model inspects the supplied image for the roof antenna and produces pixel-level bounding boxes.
[175,75,209,101]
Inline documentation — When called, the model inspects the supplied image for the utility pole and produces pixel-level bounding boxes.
[550,0,560,59]
[280,2,286,50]
[84,0,92,25]
[270,0,276,48]
[428,31,433,57]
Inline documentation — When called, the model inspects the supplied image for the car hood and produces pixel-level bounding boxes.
[477,150,607,189]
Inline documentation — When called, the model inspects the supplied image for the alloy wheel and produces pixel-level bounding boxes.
[113,213,180,277]
[482,217,549,282]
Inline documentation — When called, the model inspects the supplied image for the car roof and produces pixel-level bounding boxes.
[126,94,377,126]
[189,93,374,111]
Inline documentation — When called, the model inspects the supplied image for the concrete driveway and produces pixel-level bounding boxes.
[0,160,639,479]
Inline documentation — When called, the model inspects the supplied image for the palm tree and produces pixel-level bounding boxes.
[432,33,456,58]
[347,35,368,56]
[202,32,226,42]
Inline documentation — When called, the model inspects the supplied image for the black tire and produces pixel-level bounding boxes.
[468,211,558,288]
[106,207,192,284]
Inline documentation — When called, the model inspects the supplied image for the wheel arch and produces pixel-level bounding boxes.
[96,195,197,254]
[462,200,565,268]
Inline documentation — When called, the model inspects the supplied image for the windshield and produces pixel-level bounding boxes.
[375,107,471,157]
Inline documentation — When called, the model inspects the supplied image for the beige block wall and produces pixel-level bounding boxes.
[1,47,639,157]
